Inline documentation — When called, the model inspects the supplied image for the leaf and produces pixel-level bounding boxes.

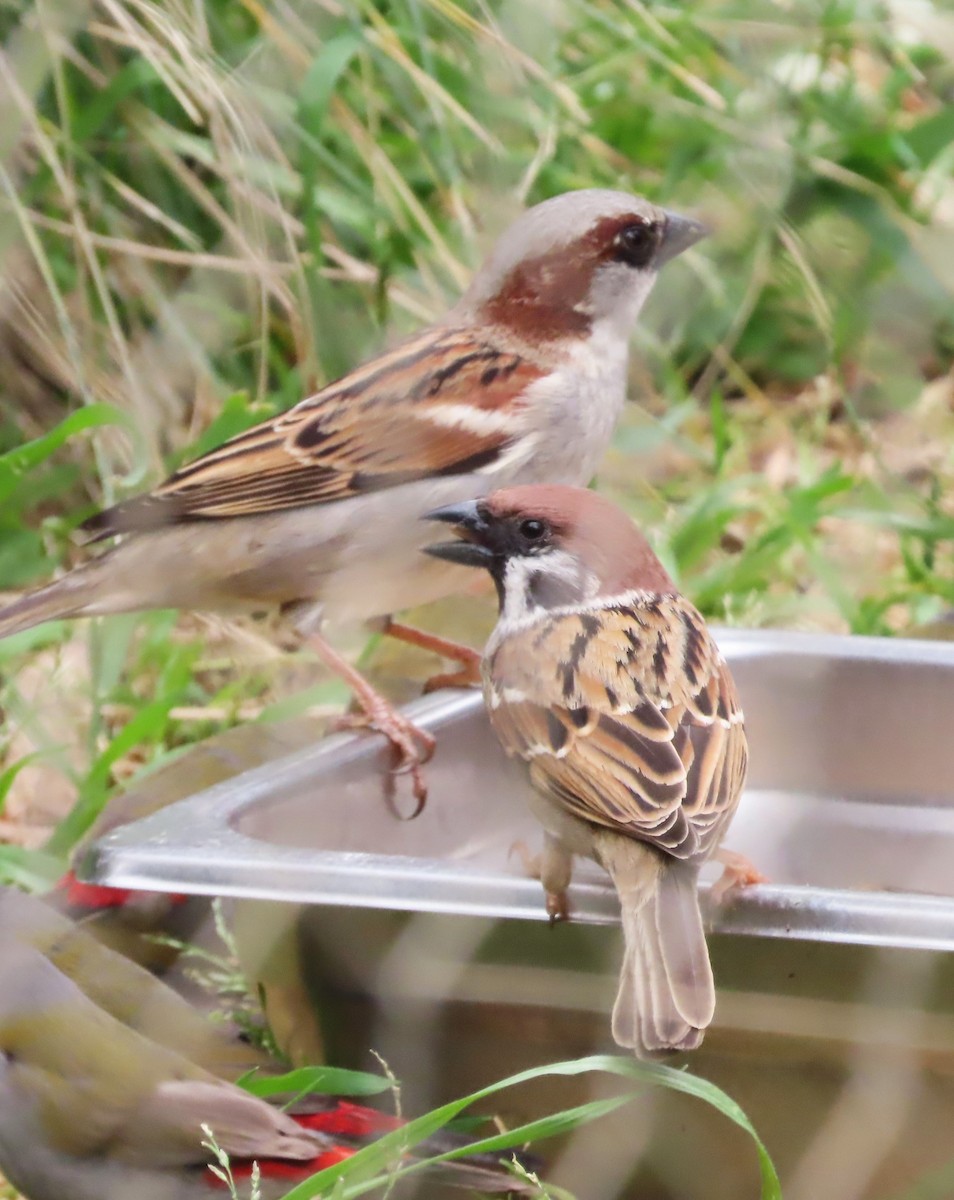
[298,34,364,128]
[0,404,135,507]
[242,1065,392,1100]
[277,1055,780,1200]
[0,846,66,892]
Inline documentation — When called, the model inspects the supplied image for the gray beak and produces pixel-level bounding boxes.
[657,210,708,266]
[423,500,495,569]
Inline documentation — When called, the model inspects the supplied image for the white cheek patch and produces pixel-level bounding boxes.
[500,552,600,625]
[587,262,659,342]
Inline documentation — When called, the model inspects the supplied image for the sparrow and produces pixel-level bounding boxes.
[0,190,706,805]
[0,939,537,1200]
[424,484,748,1056]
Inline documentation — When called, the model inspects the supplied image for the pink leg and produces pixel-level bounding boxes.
[510,836,573,923]
[380,618,483,691]
[710,847,768,904]
[306,632,435,817]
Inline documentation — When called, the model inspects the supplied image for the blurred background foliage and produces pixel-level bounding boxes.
[0,0,952,868]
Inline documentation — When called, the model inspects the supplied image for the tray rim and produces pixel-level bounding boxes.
[81,628,954,952]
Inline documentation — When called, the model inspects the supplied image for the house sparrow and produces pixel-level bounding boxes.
[424,484,748,1056]
[0,190,706,804]
[0,942,536,1199]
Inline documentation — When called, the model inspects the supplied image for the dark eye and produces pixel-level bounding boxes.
[519,518,547,542]
[614,221,657,268]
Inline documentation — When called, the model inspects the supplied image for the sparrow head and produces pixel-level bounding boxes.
[456,189,707,347]
[425,484,676,617]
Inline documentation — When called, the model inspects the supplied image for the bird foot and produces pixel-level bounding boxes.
[378,617,483,692]
[331,705,435,818]
[509,840,570,923]
[710,847,768,905]
[307,632,435,817]
[422,665,482,693]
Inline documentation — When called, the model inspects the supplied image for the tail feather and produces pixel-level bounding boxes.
[655,864,715,1031]
[0,560,114,638]
[597,832,713,1057]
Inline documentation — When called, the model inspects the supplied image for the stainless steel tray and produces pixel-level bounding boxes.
[82,630,954,951]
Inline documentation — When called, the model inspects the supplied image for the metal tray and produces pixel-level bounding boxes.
[82,630,954,952]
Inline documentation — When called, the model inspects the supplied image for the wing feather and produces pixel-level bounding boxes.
[486,597,746,862]
[84,328,542,538]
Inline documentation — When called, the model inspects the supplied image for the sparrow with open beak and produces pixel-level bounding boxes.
[425,485,748,1056]
[0,940,537,1199]
[0,191,706,806]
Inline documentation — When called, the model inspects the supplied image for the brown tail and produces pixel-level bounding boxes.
[596,833,714,1057]
[0,563,109,638]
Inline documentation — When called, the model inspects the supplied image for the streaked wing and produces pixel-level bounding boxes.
[84,327,542,538]
[486,597,746,860]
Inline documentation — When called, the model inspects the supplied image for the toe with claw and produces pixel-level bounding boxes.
[332,705,434,817]
[510,838,572,923]
[379,617,483,693]
[306,630,435,816]
[711,847,769,905]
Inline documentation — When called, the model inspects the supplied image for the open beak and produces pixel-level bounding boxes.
[657,210,708,266]
[423,500,495,569]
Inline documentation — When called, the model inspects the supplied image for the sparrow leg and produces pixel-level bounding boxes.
[376,617,483,692]
[710,847,768,904]
[304,632,435,815]
[510,836,572,923]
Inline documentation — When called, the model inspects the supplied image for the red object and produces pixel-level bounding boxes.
[202,1097,517,1190]
[56,870,187,911]
[205,1099,406,1186]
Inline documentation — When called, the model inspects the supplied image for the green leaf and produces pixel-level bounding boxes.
[0,751,45,813]
[0,846,66,892]
[298,34,364,128]
[277,1055,780,1200]
[242,1065,391,1100]
[0,404,135,507]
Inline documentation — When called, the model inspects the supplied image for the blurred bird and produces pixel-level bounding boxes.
[425,484,749,1056]
[0,886,267,1080]
[0,942,535,1200]
[0,190,706,805]
[51,722,279,943]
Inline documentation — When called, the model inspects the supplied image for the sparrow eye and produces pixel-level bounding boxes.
[614,221,657,268]
[519,518,548,542]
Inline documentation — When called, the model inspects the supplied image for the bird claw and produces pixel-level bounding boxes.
[421,663,483,693]
[379,617,483,693]
[509,841,570,923]
[710,847,768,905]
[332,707,435,818]
[545,890,570,924]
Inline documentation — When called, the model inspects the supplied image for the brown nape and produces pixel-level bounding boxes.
[484,484,678,596]
[478,213,652,345]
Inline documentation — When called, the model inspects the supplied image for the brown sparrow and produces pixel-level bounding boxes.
[0,191,706,804]
[425,484,748,1055]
